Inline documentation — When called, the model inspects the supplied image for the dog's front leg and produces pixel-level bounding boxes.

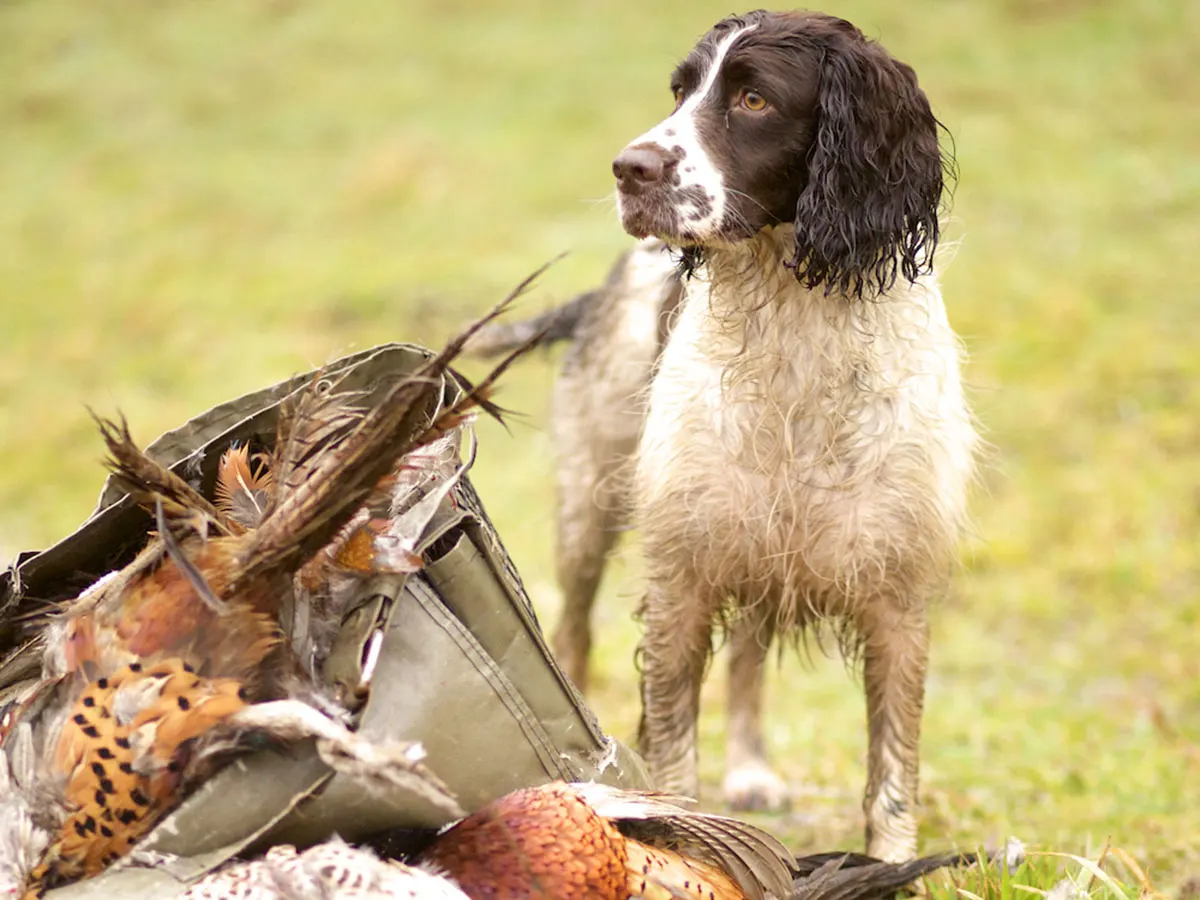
[724,604,791,812]
[860,598,928,862]
[636,576,716,800]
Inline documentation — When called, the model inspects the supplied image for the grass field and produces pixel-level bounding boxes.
[1,0,1197,895]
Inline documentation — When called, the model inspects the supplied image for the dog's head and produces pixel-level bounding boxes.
[613,10,952,298]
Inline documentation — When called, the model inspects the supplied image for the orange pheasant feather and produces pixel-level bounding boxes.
[213,444,275,531]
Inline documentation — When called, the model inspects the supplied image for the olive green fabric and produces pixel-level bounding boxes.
[0,343,649,899]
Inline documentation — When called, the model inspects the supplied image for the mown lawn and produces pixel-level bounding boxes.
[1,0,1196,895]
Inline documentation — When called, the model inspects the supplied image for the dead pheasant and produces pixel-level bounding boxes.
[0,268,551,897]
[422,781,792,900]
[420,781,985,900]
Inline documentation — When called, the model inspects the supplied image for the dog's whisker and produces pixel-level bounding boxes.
[581,194,618,210]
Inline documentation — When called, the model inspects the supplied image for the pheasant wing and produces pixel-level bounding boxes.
[573,782,795,900]
[790,851,984,900]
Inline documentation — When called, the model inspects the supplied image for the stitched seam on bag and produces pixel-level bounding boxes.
[455,481,608,747]
[405,577,573,779]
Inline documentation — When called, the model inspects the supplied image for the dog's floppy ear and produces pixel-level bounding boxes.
[789,20,951,299]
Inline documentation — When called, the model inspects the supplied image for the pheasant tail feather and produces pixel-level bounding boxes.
[239,264,555,582]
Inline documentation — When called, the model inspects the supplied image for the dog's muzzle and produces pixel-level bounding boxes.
[613,143,689,240]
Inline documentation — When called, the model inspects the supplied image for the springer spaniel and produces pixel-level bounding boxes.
[615,10,977,861]
[469,9,976,861]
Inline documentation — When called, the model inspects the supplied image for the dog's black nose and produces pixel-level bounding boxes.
[613,146,666,190]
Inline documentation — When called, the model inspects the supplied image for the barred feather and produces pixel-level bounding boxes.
[92,413,230,538]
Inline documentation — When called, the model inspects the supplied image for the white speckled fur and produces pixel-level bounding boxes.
[618,28,754,238]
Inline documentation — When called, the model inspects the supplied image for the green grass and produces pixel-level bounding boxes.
[1,0,1197,894]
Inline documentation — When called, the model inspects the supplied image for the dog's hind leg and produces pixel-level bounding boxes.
[551,454,625,694]
[860,597,928,862]
[550,355,637,694]
[723,602,792,812]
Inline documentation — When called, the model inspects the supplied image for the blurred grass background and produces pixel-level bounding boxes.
[1,0,1197,892]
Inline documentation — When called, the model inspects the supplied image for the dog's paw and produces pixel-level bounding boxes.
[865,834,919,864]
[865,782,919,862]
[865,827,919,864]
[722,761,792,813]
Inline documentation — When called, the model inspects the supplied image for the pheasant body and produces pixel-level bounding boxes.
[420,782,800,900]
[30,515,283,890]
[33,658,248,887]
[59,540,279,684]
[423,783,629,899]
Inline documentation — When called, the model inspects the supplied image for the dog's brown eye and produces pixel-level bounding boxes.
[740,90,768,112]
[672,87,684,108]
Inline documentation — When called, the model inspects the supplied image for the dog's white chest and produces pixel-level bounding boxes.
[636,287,727,472]
[635,263,976,587]
[639,275,854,484]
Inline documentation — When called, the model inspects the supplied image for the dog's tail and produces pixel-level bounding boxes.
[462,290,597,359]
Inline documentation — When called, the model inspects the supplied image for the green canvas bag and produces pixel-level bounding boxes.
[0,342,649,899]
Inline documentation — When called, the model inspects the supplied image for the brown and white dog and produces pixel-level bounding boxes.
[471,10,976,861]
